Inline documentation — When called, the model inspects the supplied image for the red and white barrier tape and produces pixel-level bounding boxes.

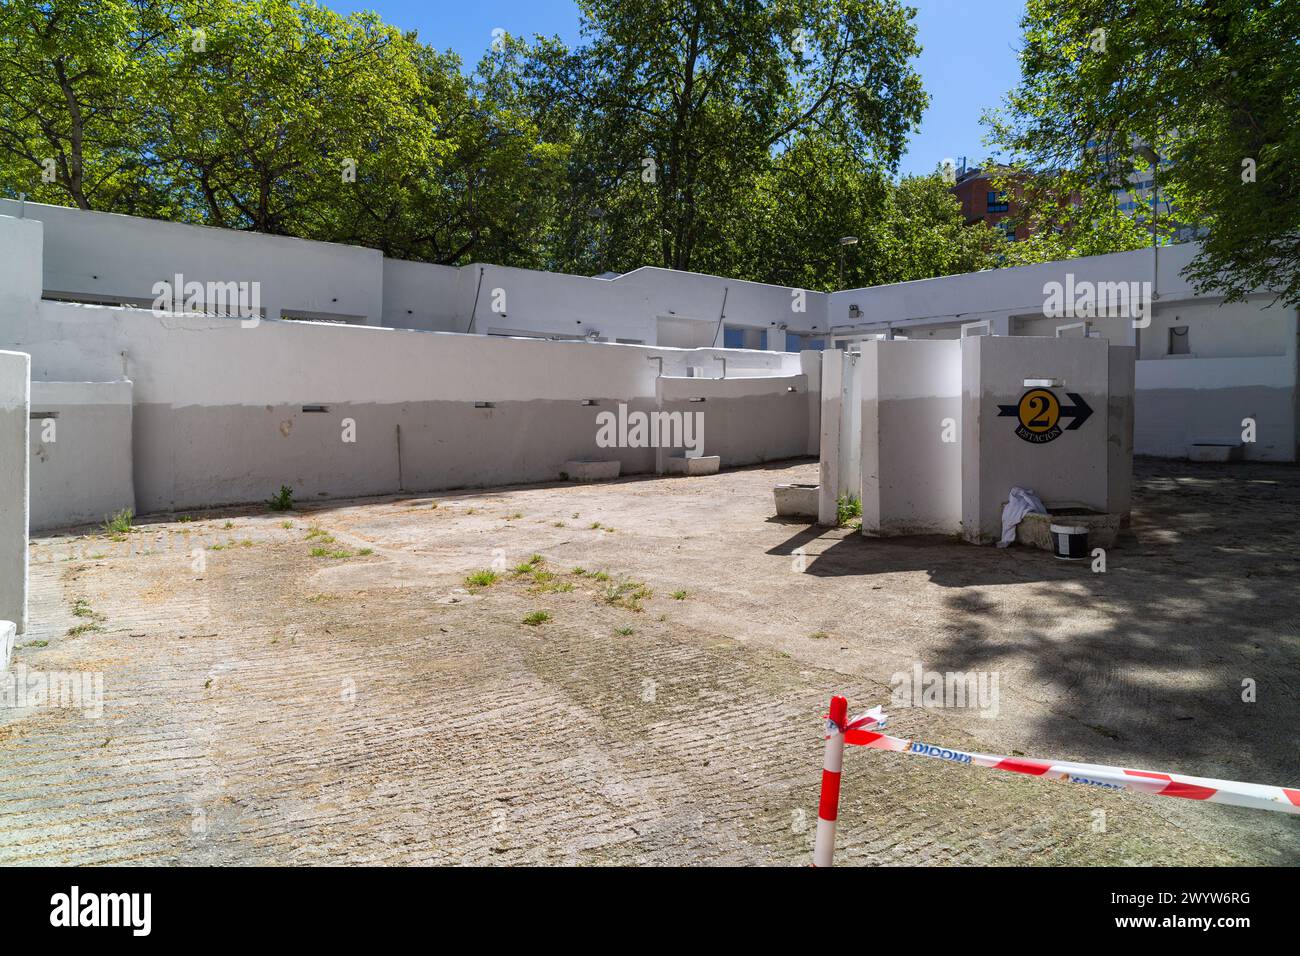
[829,705,1300,816]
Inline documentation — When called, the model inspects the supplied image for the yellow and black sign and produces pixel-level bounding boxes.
[997,388,1093,444]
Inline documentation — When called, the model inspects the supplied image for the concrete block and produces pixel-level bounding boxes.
[666,455,720,476]
[562,459,621,482]
[774,483,818,517]
[0,620,13,673]
[1014,508,1121,551]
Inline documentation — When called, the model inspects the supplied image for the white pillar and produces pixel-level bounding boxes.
[0,350,30,635]
[817,350,843,525]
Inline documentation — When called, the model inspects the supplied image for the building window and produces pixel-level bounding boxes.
[997,221,1017,242]
[986,190,1009,213]
[1168,325,1190,355]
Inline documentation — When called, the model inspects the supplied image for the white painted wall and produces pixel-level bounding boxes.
[9,296,809,520]
[1135,354,1296,460]
[830,243,1297,461]
[858,340,963,535]
[0,350,30,634]
[1,201,825,348]
[458,262,825,345]
[829,244,1201,335]
[0,200,384,325]
[961,336,1120,543]
[29,381,134,531]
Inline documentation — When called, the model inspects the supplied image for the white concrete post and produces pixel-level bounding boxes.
[0,350,31,635]
[817,350,843,525]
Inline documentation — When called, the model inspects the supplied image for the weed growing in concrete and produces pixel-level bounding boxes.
[671,590,687,600]
[513,554,545,575]
[22,640,48,648]
[836,494,861,526]
[358,548,373,556]
[810,630,830,640]
[465,569,499,589]
[69,599,106,636]
[311,547,352,559]
[530,571,574,594]
[267,485,295,511]
[522,610,551,626]
[603,579,652,612]
[615,626,633,636]
[102,508,134,537]
[279,520,294,529]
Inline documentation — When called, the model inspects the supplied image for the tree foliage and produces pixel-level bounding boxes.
[0,0,993,291]
[986,0,1300,304]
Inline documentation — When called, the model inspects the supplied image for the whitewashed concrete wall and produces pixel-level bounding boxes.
[829,244,1201,334]
[858,340,963,535]
[961,336,1126,543]
[2,202,826,346]
[0,350,30,634]
[831,244,1297,461]
[655,373,809,468]
[1136,353,1296,460]
[0,200,384,325]
[29,381,134,531]
[380,258,462,331]
[11,299,809,521]
[390,260,828,345]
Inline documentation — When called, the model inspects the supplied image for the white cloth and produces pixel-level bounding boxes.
[998,486,1047,548]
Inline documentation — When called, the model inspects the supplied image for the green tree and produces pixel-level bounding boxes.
[0,0,166,211]
[986,0,1300,304]
[731,138,995,291]
[528,0,928,275]
[987,166,1150,267]
[150,0,428,235]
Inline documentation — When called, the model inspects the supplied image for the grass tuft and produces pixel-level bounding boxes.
[102,508,133,537]
[267,485,294,511]
[465,569,499,589]
[836,494,862,526]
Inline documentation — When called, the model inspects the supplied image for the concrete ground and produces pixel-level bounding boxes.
[2,458,1297,865]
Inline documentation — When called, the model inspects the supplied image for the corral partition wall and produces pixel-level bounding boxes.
[11,302,811,526]
[821,336,1135,542]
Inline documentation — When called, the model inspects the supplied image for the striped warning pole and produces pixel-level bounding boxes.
[813,695,848,867]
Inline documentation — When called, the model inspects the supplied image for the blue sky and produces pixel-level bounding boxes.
[326,0,1028,177]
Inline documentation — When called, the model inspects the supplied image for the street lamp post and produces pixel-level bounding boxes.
[838,236,859,288]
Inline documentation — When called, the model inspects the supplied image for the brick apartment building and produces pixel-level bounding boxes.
[951,163,1028,241]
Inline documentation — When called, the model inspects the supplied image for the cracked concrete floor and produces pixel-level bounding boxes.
[2,458,1296,865]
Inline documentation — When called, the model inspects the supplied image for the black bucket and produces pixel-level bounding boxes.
[1050,524,1089,560]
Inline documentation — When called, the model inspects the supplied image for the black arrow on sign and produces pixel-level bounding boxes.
[1060,392,1093,430]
